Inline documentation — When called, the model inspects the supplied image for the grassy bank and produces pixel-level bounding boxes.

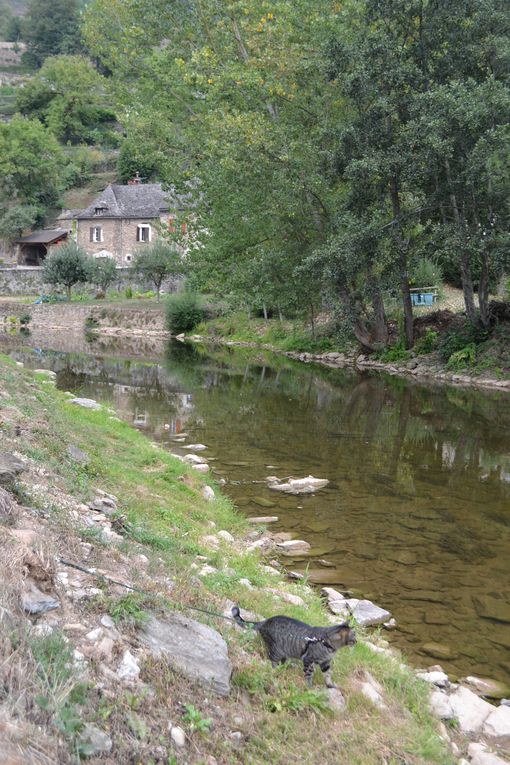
[0,355,456,764]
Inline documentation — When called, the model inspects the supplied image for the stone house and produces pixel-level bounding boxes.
[58,180,184,265]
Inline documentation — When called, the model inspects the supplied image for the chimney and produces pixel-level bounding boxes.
[128,171,142,185]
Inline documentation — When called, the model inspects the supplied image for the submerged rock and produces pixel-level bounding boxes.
[473,595,510,624]
[463,676,510,700]
[421,642,458,661]
[247,516,279,524]
[140,614,232,696]
[276,539,311,554]
[267,475,329,494]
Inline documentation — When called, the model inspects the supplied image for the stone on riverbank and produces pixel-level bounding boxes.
[429,690,454,719]
[448,686,493,735]
[276,539,311,554]
[463,676,510,700]
[78,724,113,757]
[21,580,60,615]
[140,614,232,696]
[267,475,329,494]
[323,594,391,627]
[69,397,102,410]
[482,704,510,744]
[468,742,510,765]
[247,516,279,524]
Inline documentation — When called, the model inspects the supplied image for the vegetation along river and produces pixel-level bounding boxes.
[2,329,510,688]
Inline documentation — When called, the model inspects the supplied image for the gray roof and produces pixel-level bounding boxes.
[15,229,68,245]
[75,183,176,220]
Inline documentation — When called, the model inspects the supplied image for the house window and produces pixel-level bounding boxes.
[89,226,103,243]
[94,206,107,215]
[137,224,151,242]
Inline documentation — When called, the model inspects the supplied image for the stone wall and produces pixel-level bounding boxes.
[75,216,168,265]
[0,301,166,333]
[0,266,181,296]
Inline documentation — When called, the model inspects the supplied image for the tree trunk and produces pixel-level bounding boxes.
[309,302,315,339]
[66,285,71,301]
[262,303,268,322]
[478,248,490,329]
[460,249,478,325]
[371,289,388,347]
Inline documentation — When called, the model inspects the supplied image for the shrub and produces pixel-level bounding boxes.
[19,313,31,326]
[447,343,477,370]
[165,290,206,334]
[410,258,443,287]
[87,256,117,293]
[124,285,133,299]
[415,327,438,355]
[438,322,488,361]
[42,242,89,301]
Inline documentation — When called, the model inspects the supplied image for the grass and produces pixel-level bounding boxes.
[0,354,456,764]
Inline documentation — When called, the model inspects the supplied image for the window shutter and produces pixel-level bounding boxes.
[89,227,94,242]
[136,226,141,242]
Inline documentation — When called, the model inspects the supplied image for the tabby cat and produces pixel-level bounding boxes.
[231,605,356,687]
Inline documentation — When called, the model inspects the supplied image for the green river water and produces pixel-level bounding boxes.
[2,330,509,688]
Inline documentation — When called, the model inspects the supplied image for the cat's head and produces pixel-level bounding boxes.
[330,622,356,649]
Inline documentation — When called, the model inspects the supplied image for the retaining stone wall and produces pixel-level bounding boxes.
[0,302,166,333]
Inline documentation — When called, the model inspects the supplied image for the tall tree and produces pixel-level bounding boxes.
[22,0,83,68]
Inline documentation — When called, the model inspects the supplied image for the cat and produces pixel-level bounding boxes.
[231,605,356,688]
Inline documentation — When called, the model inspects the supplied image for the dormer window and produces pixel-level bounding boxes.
[137,224,151,242]
[94,206,107,215]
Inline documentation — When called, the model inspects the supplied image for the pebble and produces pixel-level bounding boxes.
[117,650,140,682]
[170,725,186,749]
[217,530,234,543]
[100,614,115,629]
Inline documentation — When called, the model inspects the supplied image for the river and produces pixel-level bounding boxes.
[1,328,509,687]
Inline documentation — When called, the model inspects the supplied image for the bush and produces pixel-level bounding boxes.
[438,322,489,361]
[410,258,442,287]
[165,290,206,334]
[415,327,438,355]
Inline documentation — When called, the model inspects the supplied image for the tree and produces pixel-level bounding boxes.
[42,242,89,300]
[0,205,39,242]
[21,0,83,68]
[0,115,66,210]
[16,55,116,145]
[132,240,182,301]
[86,256,117,294]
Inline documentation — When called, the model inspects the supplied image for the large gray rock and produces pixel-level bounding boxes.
[429,690,454,720]
[329,597,391,627]
[449,686,493,735]
[463,676,510,700]
[468,742,510,765]
[268,475,329,494]
[0,452,25,486]
[69,398,102,410]
[140,614,232,696]
[482,704,510,744]
[21,580,60,615]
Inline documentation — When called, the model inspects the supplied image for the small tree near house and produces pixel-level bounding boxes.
[132,240,182,301]
[87,256,117,295]
[42,241,89,300]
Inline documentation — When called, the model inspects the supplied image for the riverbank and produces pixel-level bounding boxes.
[0,355,470,764]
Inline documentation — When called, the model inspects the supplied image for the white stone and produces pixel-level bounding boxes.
[201,534,219,549]
[183,453,207,464]
[416,670,450,688]
[69,397,101,410]
[201,486,215,501]
[429,690,454,720]
[468,742,510,765]
[184,444,207,451]
[86,627,103,642]
[170,725,186,749]
[449,686,493,735]
[327,687,346,712]
[192,463,209,473]
[31,623,54,637]
[239,578,253,589]
[100,614,115,629]
[199,565,218,576]
[267,475,329,494]
[482,704,510,743]
[217,530,234,543]
[281,592,305,607]
[117,650,140,681]
[330,597,391,627]
[354,672,387,709]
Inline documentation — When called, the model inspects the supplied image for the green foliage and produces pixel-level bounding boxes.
[21,0,83,68]
[19,312,31,326]
[42,242,90,300]
[165,290,206,334]
[124,285,133,299]
[0,205,39,241]
[132,240,181,301]
[379,345,412,363]
[0,115,66,210]
[415,328,439,356]
[86,256,117,292]
[16,55,116,144]
[182,704,212,733]
[447,343,477,370]
[439,323,489,361]
[107,593,150,629]
[410,259,443,288]
[267,686,331,715]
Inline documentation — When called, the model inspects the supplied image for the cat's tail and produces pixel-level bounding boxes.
[231,605,261,630]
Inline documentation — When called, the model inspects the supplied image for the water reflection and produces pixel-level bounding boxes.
[1,331,510,683]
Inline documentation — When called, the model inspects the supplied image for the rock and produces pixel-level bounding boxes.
[183,444,207,451]
[483,704,510,743]
[229,731,243,746]
[31,623,54,637]
[239,578,253,589]
[276,539,311,554]
[78,724,113,757]
[140,614,232,696]
[281,592,305,607]
[192,463,209,473]
[449,686,493,735]
[100,614,115,629]
[217,530,234,543]
[248,516,279,524]
[429,690,454,719]
[331,598,391,627]
[468,742,510,765]
[67,444,89,464]
[473,595,510,624]
[170,725,186,749]
[201,535,219,549]
[353,671,387,709]
[117,650,140,682]
[416,670,449,688]
[201,486,215,501]
[183,453,208,465]
[198,565,217,576]
[463,676,510,700]
[267,475,329,494]
[69,398,102,410]
[327,687,346,712]
[421,642,458,661]
[86,627,103,642]
[383,618,397,630]
[0,452,25,486]
[251,496,277,508]
[321,587,345,613]
[21,581,60,615]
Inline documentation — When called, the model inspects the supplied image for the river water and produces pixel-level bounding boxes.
[2,329,510,686]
